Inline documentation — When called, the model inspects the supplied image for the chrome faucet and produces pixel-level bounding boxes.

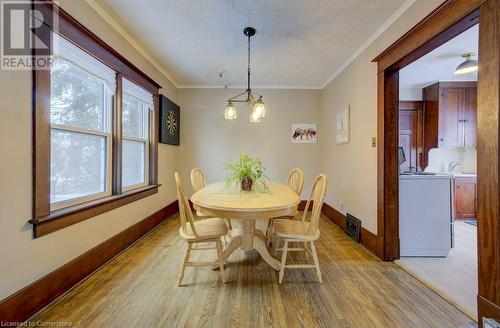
[448,160,462,173]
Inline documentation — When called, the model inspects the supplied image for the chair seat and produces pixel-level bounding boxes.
[273,219,319,240]
[179,218,228,241]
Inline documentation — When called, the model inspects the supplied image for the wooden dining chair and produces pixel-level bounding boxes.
[190,168,207,193]
[287,168,304,196]
[273,173,328,284]
[266,168,304,245]
[191,168,233,232]
[175,172,228,286]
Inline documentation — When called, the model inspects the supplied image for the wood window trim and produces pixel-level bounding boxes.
[31,1,161,238]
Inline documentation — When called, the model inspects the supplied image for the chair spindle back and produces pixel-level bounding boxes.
[301,174,328,234]
[175,172,199,237]
[190,168,207,192]
[286,168,304,196]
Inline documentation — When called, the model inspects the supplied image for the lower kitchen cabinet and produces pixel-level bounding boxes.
[454,177,477,219]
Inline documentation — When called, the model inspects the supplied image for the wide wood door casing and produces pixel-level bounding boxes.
[476,0,500,323]
[374,0,498,323]
[440,87,463,147]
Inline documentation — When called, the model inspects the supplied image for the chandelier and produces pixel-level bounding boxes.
[224,27,266,123]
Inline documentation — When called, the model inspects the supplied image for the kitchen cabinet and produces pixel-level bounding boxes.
[455,176,477,219]
[398,101,423,172]
[422,82,477,166]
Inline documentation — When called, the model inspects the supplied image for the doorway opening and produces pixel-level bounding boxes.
[396,24,479,320]
[374,0,500,325]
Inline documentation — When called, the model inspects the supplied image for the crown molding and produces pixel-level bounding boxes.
[86,0,415,91]
[177,84,323,90]
[85,0,180,88]
[320,0,416,89]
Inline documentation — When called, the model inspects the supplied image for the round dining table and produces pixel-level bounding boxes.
[190,181,300,270]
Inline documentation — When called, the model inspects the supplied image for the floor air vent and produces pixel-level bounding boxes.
[345,213,361,243]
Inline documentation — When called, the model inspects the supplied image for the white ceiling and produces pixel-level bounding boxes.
[399,24,479,89]
[94,0,407,88]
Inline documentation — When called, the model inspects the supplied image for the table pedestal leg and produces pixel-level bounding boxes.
[213,220,281,271]
[253,230,281,270]
[212,234,242,269]
[241,220,255,251]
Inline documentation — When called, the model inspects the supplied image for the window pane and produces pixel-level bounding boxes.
[123,95,144,138]
[51,130,107,204]
[123,140,146,188]
[51,60,106,131]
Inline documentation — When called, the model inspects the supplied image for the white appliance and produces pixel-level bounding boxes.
[399,174,454,257]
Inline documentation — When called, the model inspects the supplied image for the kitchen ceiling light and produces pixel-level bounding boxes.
[455,52,478,75]
[224,27,266,123]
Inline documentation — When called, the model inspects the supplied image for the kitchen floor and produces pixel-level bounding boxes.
[396,221,477,320]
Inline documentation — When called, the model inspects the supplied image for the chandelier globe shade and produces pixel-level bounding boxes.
[224,101,237,119]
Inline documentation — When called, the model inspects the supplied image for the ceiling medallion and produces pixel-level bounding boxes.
[224,27,266,123]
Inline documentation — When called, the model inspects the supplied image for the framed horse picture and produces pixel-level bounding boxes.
[291,123,317,144]
[159,95,180,145]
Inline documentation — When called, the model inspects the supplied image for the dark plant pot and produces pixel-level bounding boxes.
[241,177,253,191]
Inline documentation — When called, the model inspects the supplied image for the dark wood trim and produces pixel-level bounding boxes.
[376,69,400,261]
[150,94,159,185]
[112,73,123,194]
[1,200,179,323]
[478,295,500,326]
[297,200,308,211]
[32,20,51,219]
[373,0,482,71]
[36,1,160,93]
[477,0,500,324]
[30,185,160,238]
[31,1,161,237]
[321,203,378,255]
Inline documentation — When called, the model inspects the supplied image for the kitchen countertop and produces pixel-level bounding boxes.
[402,172,477,179]
[400,173,454,180]
[451,173,477,178]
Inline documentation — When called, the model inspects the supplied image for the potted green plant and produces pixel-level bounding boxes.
[223,153,269,192]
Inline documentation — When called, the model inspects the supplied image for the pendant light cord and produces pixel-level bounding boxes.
[247,33,251,93]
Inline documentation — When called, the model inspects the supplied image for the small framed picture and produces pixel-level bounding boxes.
[159,95,180,146]
[291,123,317,144]
[336,106,350,144]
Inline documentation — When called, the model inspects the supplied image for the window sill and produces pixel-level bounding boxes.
[29,184,160,238]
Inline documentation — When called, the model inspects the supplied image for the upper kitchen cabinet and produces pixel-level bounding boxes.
[422,82,477,165]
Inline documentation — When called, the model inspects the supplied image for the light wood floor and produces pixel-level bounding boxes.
[396,221,478,320]
[30,215,474,328]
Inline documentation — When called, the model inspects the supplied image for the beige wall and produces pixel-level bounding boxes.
[0,0,178,300]
[177,89,322,195]
[320,0,443,234]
